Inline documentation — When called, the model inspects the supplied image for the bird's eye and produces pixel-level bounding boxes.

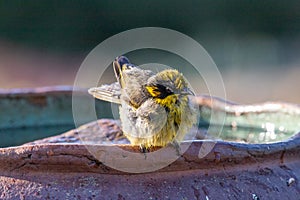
[165,87,172,94]
[156,84,174,98]
[146,84,174,99]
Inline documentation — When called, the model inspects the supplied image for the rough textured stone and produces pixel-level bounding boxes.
[1,130,300,199]
[1,86,300,199]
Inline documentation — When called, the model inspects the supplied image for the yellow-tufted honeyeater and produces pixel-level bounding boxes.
[89,56,198,152]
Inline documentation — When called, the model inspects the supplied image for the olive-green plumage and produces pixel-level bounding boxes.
[89,56,198,149]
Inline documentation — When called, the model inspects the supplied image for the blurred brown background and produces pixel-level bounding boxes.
[0,1,299,104]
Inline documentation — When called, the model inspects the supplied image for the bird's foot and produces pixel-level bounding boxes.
[139,144,150,159]
[171,140,182,156]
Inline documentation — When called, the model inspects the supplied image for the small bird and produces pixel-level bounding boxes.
[89,56,198,152]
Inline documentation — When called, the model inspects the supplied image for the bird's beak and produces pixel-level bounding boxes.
[113,58,125,88]
[113,59,121,80]
[181,87,195,95]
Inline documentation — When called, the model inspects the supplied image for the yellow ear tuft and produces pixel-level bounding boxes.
[146,86,160,97]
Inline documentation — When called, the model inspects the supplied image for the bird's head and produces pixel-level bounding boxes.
[145,69,194,108]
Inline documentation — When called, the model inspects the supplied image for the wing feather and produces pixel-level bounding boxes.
[88,82,121,104]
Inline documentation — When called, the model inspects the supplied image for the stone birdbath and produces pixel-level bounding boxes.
[0,86,299,199]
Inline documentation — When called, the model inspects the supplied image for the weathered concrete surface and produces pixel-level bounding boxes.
[0,134,299,199]
[0,86,113,129]
[1,87,300,199]
[24,119,129,145]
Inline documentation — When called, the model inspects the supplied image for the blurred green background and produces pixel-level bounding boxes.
[0,0,299,103]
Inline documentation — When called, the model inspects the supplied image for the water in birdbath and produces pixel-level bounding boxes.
[0,88,299,147]
[0,124,75,147]
[198,102,300,143]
